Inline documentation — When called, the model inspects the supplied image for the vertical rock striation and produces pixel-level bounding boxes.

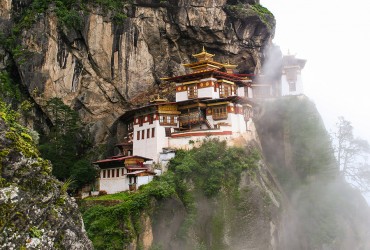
[2,0,274,143]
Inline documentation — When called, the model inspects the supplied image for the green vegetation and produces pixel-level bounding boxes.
[0,72,22,103]
[82,176,176,249]
[29,226,43,238]
[283,98,336,180]
[82,139,259,249]
[224,3,274,30]
[85,191,131,201]
[257,97,337,192]
[0,0,131,69]
[255,96,369,248]
[169,139,259,197]
[0,98,52,202]
[38,97,96,191]
[0,101,40,166]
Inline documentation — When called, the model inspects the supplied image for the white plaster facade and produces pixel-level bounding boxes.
[247,86,253,98]
[133,119,179,163]
[99,167,154,194]
[176,91,188,102]
[281,70,304,96]
[281,54,306,96]
[99,167,128,194]
[237,86,245,97]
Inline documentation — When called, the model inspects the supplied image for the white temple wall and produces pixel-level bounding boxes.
[137,176,154,187]
[247,87,253,98]
[281,73,304,96]
[153,125,170,163]
[237,87,245,97]
[133,121,167,162]
[198,86,218,99]
[206,115,214,128]
[99,168,129,194]
[227,113,239,132]
[176,91,188,102]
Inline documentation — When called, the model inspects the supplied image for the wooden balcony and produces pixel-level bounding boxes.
[212,112,228,120]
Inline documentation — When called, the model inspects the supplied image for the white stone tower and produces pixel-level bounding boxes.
[281,53,306,96]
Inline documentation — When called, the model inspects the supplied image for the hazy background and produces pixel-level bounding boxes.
[262,0,370,142]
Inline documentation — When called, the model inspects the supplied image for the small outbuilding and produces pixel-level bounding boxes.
[93,155,156,194]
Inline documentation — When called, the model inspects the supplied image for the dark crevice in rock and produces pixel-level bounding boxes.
[74,98,94,115]
[71,56,83,92]
[123,19,133,97]
[57,35,69,69]
[111,23,124,80]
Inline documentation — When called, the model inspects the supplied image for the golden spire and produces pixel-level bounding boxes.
[192,47,215,62]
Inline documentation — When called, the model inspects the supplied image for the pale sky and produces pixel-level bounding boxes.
[261,0,370,142]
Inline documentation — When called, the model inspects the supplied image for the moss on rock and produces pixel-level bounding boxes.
[0,100,93,249]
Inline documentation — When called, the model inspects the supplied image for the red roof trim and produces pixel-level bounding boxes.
[126,166,148,170]
[93,155,152,164]
[163,70,216,82]
[233,73,255,77]
[125,170,157,176]
[171,130,233,138]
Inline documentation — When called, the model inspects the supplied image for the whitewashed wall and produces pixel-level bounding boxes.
[176,91,188,102]
[133,120,167,162]
[237,86,245,97]
[281,74,304,96]
[99,167,129,194]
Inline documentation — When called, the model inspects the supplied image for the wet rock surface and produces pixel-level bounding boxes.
[0,117,93,249]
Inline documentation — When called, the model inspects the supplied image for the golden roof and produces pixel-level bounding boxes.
[150,94,168,103]
[192,47,215,61]
[223,60,237,69]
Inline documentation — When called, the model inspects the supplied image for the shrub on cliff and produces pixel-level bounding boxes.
[0,99,93,249]
[82,138,260,249]
[38,97,95,191]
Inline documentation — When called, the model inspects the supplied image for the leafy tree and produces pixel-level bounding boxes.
[71,159,98,190]
[39,97,94,190]
[169,138,259,197]
[333,116,370,191]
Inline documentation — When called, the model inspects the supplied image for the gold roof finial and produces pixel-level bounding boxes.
[150,94,167,103]
[192,47,215,61]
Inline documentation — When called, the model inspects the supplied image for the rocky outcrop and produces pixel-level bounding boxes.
[255,96,370,249]
[0,106,93,249]
[2,0,274,143]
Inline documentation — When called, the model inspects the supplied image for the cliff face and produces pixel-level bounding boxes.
[255,96,370,249]
[0,103,93,249]
[81,138,282,250]
[0,0,274,143]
